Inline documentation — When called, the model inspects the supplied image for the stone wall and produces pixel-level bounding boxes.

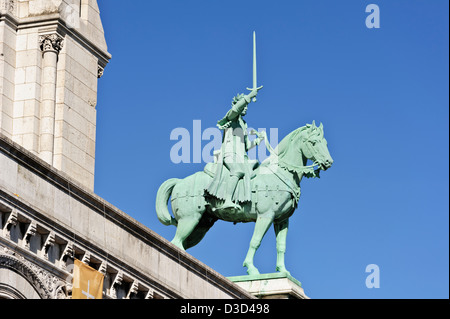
[0,133,254,299]
[1,0,111,190]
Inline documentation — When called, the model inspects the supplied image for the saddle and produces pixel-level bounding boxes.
[203,160,260,179]
[203,151,260,204]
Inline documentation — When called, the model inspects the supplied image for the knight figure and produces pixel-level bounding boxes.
[205,90,264,210]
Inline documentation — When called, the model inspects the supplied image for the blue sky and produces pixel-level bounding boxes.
[94,0,449,298]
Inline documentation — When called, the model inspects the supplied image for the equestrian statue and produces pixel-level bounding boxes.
[156,32,333,276]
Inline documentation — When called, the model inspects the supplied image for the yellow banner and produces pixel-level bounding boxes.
[72,259,104,299]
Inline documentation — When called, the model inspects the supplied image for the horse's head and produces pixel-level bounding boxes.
[263,121,333,177]
[300,121,333,171]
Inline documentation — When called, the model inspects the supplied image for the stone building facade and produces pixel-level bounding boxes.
[1,0,109,191]
[0,0,253,299]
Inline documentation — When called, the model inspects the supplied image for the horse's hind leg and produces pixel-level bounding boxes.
[243,212,275,275]
[171,214,202,250]
[183,214,218,250]
[170,172,210,250]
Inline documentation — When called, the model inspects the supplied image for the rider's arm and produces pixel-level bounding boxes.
[217,91,257,128]
[226,95,251,121]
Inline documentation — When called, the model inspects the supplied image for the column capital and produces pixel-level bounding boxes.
[39,33,64,54]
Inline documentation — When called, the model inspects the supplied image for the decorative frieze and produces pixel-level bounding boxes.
[0,251,52,299]
[0,201,160,299]
[0,245,68,299]
[0,196,173,300]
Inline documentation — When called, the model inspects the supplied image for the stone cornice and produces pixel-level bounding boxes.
[0,5,19,29]
[0,10,111,68]
[56,16,112,68]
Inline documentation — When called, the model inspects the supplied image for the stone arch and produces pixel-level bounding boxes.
[0,254,51,299]
[0,282,27,299]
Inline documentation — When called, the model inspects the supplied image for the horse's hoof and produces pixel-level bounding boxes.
[247,268,260,276]
[244,263,260,276]
[276,267,291,276]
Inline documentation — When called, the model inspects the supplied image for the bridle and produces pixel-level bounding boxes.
[259,130,323,174]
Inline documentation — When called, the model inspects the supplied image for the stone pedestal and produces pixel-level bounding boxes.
[228,273,309,299]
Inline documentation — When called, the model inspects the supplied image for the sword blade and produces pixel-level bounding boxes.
[253,31,257,90]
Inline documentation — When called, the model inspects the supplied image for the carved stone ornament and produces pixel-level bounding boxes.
[39,33,64,54]
[0,253,51,299]
[0,246,69,299]
[97,65,104,78]
[109,271,123,298]
[23,222,37,249]
[127,280,139,298]
[3,210,17,239]
[1,0,15,13]
[42,231,55,260]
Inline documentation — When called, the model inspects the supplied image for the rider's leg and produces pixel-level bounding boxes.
[222,175,240,208]
[222,156,245,209]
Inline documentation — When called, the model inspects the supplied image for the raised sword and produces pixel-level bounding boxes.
[247,31,263,101]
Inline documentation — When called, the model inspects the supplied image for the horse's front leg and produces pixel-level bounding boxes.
[274,219,290,275]
[243,212,274,275]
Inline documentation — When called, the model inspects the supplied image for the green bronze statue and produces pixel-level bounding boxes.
[156,32,333,276]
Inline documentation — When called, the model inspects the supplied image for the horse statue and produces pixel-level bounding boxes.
[156,121,333,276]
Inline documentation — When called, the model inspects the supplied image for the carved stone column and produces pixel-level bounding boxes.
[38,33,63,165]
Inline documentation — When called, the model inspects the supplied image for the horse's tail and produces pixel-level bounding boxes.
[156,178,179,226]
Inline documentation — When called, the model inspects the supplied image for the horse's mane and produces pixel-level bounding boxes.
[278,126,308,156]
[261,126,308,167]
[261,124,319,178]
